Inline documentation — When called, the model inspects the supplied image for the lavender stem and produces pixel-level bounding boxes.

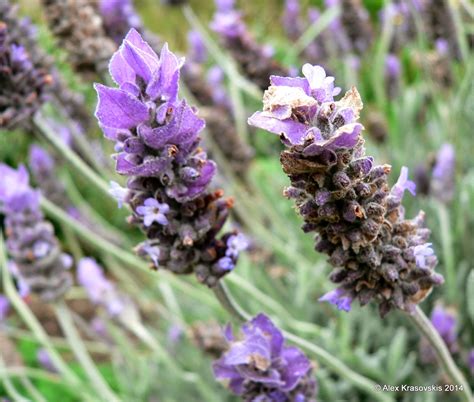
[53,301,120,402]
[0,236,82,391]
[212,281,249,323]
[407,306,472,402]
[33,113,112,203]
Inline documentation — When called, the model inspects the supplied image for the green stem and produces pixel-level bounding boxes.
[0,236,81,389]
[0,366,62,384]
[54,301,120,402]
[438,204,456,304]
[406,307,472,402]
[213,281,249,323]
[283,330,392,402]
[33,113,113,203]
[0,353,31,402]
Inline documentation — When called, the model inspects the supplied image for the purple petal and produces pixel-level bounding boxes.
[94,84,149,129]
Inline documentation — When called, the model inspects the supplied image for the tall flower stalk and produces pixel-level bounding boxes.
[94,29,247,286]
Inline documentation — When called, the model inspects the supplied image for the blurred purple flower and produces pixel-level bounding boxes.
[0,164,72,301]
[77,258,127,317]
[37,348,57,373]
[431,143,455,204]
[213,314,316,401]
[0,295,9,321]
[187,30,207,64]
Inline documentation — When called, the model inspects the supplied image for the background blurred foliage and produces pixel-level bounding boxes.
[2,0,473,401]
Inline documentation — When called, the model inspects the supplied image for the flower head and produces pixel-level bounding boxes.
[0,21,52,129]
[213,314,316,401]
[250,65,442,316]
[95,29,244,286]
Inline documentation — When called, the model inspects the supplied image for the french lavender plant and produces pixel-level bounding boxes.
[0,164,72,301]
[210,0,288,90]
[0,21,51,129]
[94,29,247,286]
[213,313,317,401]
[249,65,443,317]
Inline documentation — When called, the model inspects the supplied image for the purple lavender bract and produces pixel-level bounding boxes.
[0,164,72,301]
[249,64,443,317]
[94,29,245,286]
[213,314,316,401]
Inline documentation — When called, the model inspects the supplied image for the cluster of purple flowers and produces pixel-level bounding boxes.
[95,29,247,286]
[249,64,443,316]
[213,314,316,401]
[41,0,116,78]
[0,1,92,132]
[0,20,51,129]
[0,164,72,301]
[210,0,287,90]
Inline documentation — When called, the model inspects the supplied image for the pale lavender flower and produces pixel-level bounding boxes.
[319,288,353,312]
[108,181,128,209]
[136,198,170,227]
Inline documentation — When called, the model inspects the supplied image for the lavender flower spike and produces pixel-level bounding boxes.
[95,29,246,286]
[431,143,455,204]
[249,65,443,317]
[77,258,134,318]
[0,164,72,301]
[213,314,317,401]
[210,0,288,90]
[0,22,52,129]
